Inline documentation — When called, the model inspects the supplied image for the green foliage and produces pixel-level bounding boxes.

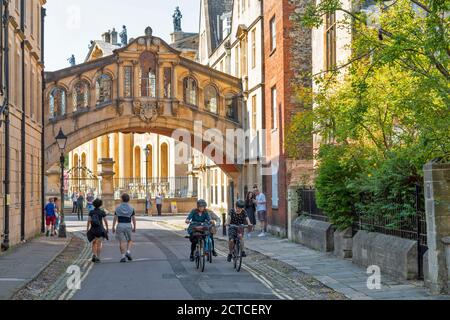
[286,0,449,229]
[315,144,365,230]
[348,150,422,222]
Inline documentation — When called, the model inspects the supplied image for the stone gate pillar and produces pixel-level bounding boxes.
[287,186,300,241]
[423,161,450,294]
[98,158,116,213]
[45,165,61,199]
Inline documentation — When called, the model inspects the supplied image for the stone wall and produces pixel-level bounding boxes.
[291,216,335,252]
[352,230,419,280]
[333,228,353,259]
[111,198,197,215]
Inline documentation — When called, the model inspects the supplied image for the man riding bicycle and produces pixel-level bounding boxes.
[186,199,212,261]
[226,200,253,262]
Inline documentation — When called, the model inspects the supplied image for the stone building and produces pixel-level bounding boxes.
[43,25,243,215]
[68,27,195,205]
[198,0,265,212]
[1,0,46,250]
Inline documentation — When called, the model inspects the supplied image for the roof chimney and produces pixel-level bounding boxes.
[111,28,118,45]
[102,30,111,43]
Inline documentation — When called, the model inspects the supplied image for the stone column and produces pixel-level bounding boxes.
[113,133,120,178]
[423,161,450,294]
[90,140,98,174]
[98,158,115,212]
[287,186,299,241]
[45,165,61,198]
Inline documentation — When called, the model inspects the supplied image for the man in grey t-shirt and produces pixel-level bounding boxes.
[112,193,137,263]
[253,185,267,237]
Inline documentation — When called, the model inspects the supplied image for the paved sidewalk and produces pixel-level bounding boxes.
[0,236,70,300]
[153,217,450,300]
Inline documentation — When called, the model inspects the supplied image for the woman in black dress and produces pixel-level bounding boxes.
[245,191,257,226]
[86,199,109,263]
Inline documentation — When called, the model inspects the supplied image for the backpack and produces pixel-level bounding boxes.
[91,211,102,228]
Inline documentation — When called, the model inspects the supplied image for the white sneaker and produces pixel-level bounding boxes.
[258,232,265,237]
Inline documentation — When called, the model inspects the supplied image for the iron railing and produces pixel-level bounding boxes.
[296,186,328,222]
[353,185,427,279]
[113,177,198,200]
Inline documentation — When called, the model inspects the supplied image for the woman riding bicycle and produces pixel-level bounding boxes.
[185,199,211,261]
[226,200,253,262]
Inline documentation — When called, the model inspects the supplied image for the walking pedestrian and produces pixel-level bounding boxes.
[86,192,95,213]
[112,193,136,263]
[245,191,257,226]
[155,193,163,216]
[54,197,60,235]
[87,199,109,263]
[77,193,85,221]
[72,192,78,213]
[44,198,57,237]
[253,185,268,237]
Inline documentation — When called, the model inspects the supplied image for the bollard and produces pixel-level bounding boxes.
[222,213,227,236]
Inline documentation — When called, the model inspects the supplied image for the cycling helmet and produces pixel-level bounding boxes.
[197,199,207,208]
[236,200,245,209]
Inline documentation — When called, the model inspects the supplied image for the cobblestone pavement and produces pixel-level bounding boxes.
[152,219,346,300]
[12,233,92,300]
[153,216,450,300]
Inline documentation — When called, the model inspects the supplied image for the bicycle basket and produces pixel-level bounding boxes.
[193,226,209,232]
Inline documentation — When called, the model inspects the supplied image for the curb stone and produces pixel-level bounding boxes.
[8,235,72,300]
[40,232,92,300]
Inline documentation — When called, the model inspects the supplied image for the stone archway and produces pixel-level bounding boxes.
[44,28,244,211]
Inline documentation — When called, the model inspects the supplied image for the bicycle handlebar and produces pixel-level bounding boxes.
[228,224,251,228]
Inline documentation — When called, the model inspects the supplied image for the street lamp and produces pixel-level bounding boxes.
[55,128,68,238]
[144,146,151,216]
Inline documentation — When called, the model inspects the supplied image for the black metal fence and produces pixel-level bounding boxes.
[296,185,428,279]
[296,186,328,222]
[114,177,198,200]
[352,185,427,279]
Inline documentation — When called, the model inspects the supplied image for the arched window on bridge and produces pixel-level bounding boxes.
[49,87,66,118]
[183,77,198,106]
[225,94,239,122]
[96,74,112,105]
[140,51,157,98]
[73,81,89,111]
[140,68,157,98]
[204,85,218,114]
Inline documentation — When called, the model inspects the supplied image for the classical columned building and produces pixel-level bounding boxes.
[1,0,46,249]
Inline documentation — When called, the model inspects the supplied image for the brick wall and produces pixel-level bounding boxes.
[263,0,313,234]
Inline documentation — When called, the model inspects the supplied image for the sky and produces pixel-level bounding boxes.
[44,0,200,71]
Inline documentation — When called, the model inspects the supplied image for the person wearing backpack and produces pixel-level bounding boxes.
[87,199,109,263]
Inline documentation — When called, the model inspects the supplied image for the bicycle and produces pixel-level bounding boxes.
[204,220,220,264]
[228,224,250,272]
[190,222,213,272]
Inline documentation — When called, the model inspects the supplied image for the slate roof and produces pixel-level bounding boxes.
[207,0,233,52]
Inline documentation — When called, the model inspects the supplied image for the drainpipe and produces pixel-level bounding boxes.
[1,0,10,251]
[260,0,267,200]
[20,0,26,241]
[40,8,46,234]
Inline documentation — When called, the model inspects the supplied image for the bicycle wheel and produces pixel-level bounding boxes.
[207,238,213,264]
[233,241,239,269]
[199,240,206,272]
[236,243,243,272]
[195,244,200,269]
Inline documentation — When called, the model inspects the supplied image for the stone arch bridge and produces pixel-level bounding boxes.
[44,28,244,209]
